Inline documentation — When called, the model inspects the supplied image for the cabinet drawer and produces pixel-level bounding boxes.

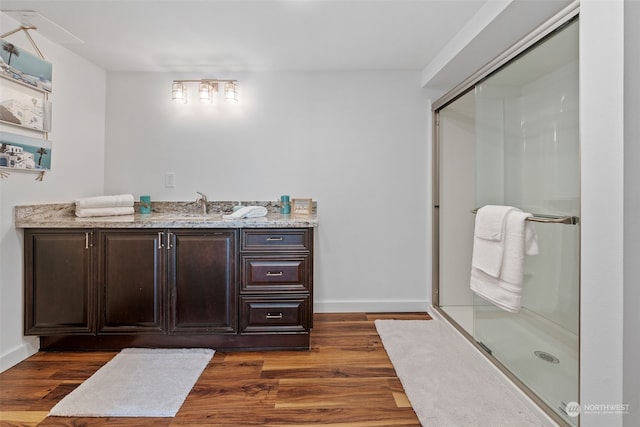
[241,229,311,252]
[241,255,309,292]
[240,296,310,334]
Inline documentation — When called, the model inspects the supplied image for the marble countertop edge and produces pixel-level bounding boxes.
[15,201,318,229]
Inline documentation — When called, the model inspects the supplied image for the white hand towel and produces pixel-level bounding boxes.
[470,207,538,312]
[222,206,268,220]
[75,206,135,218]
[75,194,134,209]
[471,205,517,277]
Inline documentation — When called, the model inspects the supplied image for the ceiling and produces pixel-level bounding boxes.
[0,0,488,73]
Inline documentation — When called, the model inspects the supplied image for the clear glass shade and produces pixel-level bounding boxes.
[224,82,238,104]
[199,82,217,103]
[171,82,186,104]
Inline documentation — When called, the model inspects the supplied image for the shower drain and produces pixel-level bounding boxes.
[534,350,560,364]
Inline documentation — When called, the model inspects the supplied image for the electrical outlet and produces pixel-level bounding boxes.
[165,172,176,188]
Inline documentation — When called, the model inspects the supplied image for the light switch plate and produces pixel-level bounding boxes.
[165,172,176,188]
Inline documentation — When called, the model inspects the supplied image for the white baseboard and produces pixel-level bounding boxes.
[0,338,39,373]
[314,299,431,313]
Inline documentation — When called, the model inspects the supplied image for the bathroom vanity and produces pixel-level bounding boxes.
[16,201,317,351]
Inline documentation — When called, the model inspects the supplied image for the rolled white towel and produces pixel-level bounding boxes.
[75,194,134,209]
[75,206,135,218]
[223,206,268,220]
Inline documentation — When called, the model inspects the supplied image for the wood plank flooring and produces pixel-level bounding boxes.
[0,312,430,426]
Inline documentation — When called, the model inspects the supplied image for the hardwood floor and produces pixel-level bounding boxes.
[0,312,431,426]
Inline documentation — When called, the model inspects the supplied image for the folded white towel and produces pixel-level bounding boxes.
[470,206,538,312]
[75,206,135,218]
[471,205,517,277]
[474,205,514,241]
[222,206,268,220]
[75,194,134,209]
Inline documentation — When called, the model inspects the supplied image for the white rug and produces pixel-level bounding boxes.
[49,348,214,417]
[375,319,547,427]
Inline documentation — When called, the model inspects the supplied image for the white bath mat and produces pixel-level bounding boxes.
[49,348,214,417]
[375,319,547,427]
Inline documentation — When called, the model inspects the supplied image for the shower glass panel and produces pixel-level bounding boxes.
[437,88,477,333]
[435,19,579,426]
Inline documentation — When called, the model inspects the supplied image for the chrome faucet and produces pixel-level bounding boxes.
[196,192,208,215]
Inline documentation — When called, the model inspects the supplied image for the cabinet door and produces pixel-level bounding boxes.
[97,230,165,333]
[169,230,237,334]
[24,229,94,335]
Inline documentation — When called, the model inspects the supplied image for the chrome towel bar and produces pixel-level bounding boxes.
[471,208,580,225]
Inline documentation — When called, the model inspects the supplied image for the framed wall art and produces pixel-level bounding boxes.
[0,37,53,178]
[0,131,52,171]
[292,198,313,215]
[1,37,52,92]
[0,83,51,132]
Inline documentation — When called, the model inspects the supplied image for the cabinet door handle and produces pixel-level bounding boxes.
[266,236,283,241]
[85,232,90,249]
[158,232,164,249]
[266,312,283,320]
[167,232,173,249]
[266,271,283,277]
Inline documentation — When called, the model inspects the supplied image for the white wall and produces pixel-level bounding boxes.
[580,1,625,426]
[0,16,107,371]
[624,0,640,424]
[103,70,430,313]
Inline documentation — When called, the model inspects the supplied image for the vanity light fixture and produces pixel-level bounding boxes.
[171,79,238,104]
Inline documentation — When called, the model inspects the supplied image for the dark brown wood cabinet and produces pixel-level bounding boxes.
[97,230,166,334]
[24,227,313,350]
[169,230,237,334]
[24,229,94,335]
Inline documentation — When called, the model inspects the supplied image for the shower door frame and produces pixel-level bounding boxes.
[431,4,580,427]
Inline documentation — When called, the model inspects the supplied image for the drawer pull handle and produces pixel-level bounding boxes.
[266,236,284,241]
[266,312,283,320]
[266,271,283,277]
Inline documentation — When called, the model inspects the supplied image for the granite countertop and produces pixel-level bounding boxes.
[15,201,318,229]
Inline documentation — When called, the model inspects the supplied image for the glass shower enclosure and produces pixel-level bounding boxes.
[433,18,579,426]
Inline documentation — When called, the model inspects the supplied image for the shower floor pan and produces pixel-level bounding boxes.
[475,307,579,425]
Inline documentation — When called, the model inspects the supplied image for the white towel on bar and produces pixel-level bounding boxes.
[471,205,517,277]
[75,194,134,209]
[75,206,135,218]
[470,206,538,312]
